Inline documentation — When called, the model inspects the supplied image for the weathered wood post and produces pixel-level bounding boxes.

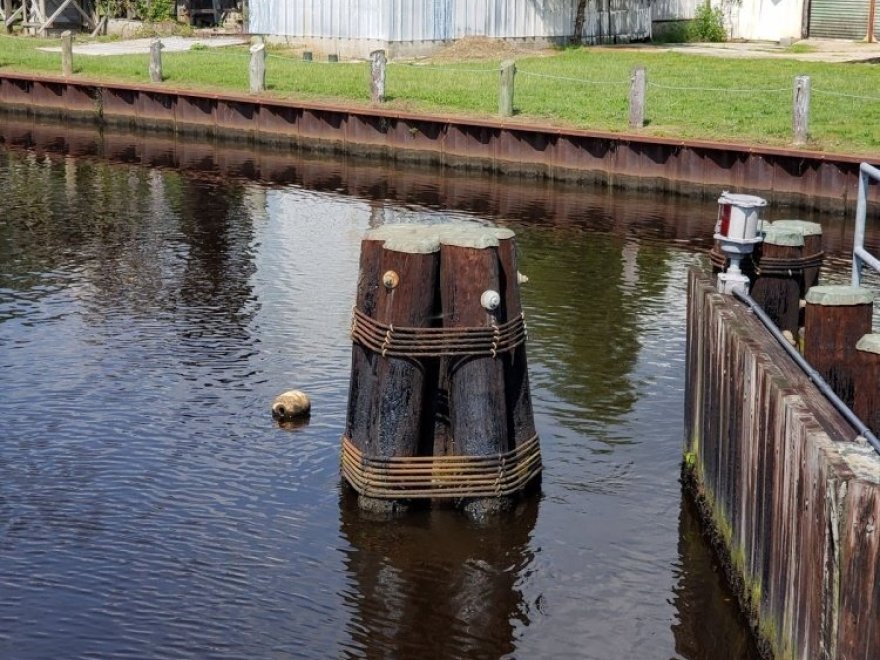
[499,60,515,118]
[249,42,266,94]
[629,65,646,129]
[804,286,875,407]
[60,30,73,76]
[149,38,163,83]
[793,74,811,146]
[771,219,824,294]
[854,334,880,435]
[370,49,386,104]
[751,225,805,338]
[342,224,542,517]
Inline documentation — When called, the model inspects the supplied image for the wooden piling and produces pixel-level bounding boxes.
[496,233,536,448]
[343,223,540,514]
[60,30,72,77]
[149,38,163,83]
[771,219,823,294]
[804,285,875,408]
[370,49,386,104]
[854,334,880,436]
[249,43,266,94]
[793,75,811,146]
[629,66,646,129]
[751,225,804,337]
[499,60,515,118]
[370,243,440,458]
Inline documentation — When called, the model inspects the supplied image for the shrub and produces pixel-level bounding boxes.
[688,2,727,42]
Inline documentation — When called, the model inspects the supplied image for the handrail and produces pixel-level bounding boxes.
[852,162,880,287]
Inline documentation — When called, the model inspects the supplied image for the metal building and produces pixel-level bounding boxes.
[247,0,651,56]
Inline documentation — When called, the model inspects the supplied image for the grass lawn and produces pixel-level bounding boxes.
[1,34,878,155]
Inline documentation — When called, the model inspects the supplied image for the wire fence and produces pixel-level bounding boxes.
[44,43,880,147]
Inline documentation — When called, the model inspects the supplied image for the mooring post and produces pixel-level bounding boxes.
[854,334,880,435]
[499,60,515,118]
[751,225,805,338]
[793,74,811,146]
[370,49,386,104]
[149,38,163,83]
[629,66,646,129]
[342,224,541,516]
[249,42,266,94]
[771,219,824,294]
[60,30,73,77]
[804,286,875,407]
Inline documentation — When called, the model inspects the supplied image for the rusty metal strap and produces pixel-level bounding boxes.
[350,308,527,358]
[754,251,824,276]
[340,435,542,499]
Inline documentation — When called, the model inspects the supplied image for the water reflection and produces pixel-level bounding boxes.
[4,121,854,659]
[515,226,673,434]
[672,495,760,659]
[338,491,537,659]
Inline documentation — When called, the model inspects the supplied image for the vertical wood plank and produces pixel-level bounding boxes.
[499,59,515,118]
[249,42,265,94]
[370,49,386,104]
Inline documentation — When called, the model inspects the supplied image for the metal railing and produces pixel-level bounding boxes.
[852,162,880,287]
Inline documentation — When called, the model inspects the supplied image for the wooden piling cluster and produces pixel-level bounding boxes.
[342,223,540,515]
[686,269,880,659]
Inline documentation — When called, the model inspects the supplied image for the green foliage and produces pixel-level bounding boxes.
[689,2,727,43]
[137,0,174,23]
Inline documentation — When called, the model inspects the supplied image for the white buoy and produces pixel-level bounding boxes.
[272,390,311,420]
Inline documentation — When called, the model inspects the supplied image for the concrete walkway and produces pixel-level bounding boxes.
[625,38,880,63]
[39,36,246,57]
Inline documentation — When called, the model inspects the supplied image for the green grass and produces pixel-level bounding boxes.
[1,34,878,155]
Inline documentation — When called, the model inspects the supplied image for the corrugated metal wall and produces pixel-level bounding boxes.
[651,0,701,21]
[809,0,874,39]
[249,0,650,43]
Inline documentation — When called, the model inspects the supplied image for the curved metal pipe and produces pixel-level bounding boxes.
[733,288,880,455]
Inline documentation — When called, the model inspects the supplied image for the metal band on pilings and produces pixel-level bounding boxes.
[753,251,825,276]
[340,435,542,499]
[350,307,527,358]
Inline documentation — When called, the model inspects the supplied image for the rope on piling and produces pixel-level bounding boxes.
[340,434,542,499]
[754,251,825,276]
[350,307,527,358]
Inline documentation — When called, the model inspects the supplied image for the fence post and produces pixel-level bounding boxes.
[370,49,386,103]
[249,42,266,93]
[60,30,73,77]
[149,38,163,83]
[793,74,811,146]
[629,66,646,128]
[499,60,515,118]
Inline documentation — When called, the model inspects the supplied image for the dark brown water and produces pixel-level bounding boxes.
[1,121,873,659]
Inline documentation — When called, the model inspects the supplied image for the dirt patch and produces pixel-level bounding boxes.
[423,36,558,62]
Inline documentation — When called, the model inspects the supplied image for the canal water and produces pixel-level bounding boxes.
[0,123,870,659]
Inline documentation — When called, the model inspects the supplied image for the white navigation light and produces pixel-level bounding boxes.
[714,192,767,295]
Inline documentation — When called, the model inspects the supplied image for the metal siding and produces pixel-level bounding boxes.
[651,0,702,21]
[249,0,648,42]
[810,0,870,39]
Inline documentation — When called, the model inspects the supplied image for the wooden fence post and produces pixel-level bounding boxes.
[793,75,811,146]
[60,29,72,77]
[370,49,386,103]
[149,38,163,83]
[499,60,515,118]
[629,65,646,128]
[249,42,265,93]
